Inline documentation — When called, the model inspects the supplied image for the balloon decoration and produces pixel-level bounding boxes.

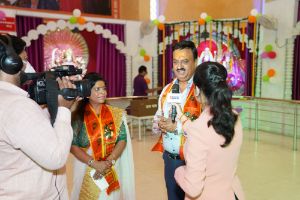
[262,75,270,82]
[198,12,213,25]
[139,48,151,62]
[260,44,277,59]
[145,77,150,84]
[248,9,258,23]
[152,15,166,31]
[139,49,146,56]
[144,55,150,62]
[267,68,276,77]
[262,68,276,83]
[21,20,128,54]
[198,18,205,25]
[68,9,86,25]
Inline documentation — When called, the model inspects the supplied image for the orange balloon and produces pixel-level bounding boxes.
[144,55,150,62]
[77,16,86,25]
[198,18,205,25]
[158,23,165,30]
[248,15,256,23]
[145,77,150,84]
[267,69,276,77]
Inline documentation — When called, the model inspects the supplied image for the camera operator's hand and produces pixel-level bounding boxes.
[57,77,76,109]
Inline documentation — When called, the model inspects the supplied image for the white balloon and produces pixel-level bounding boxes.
[47,21,57,31]
[57,19,67,29]
[68,23,76,30]
[28,30,38,40]
[94,25,103,34]
[158,15,166,23]
[86,22,95,32]
[116,42,124,50]
[21,36,28,41]
[200,12,207,19]
[116,41,123,47]
[250,9,258,16]
[120,47,127,54]
[78,24,85,31]
[102,29,111,38]
[25,39,31,47]
[73,9,81,17]
[110,35,119,43]
[37,24,47,35]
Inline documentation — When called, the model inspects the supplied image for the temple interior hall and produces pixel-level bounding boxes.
[0,0,299,199]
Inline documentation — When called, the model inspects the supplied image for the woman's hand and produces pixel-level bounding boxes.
[91,160,112,174]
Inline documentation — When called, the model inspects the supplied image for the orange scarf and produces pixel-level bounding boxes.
[84,104,120,195]
[152,82,201,160]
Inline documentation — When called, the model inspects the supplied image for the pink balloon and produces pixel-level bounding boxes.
[260,52,268,59]
[268,51,277,59]
[0,11,5,20]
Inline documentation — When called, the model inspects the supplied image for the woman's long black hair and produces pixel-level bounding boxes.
[71,72,106,135]
[193,62,237,147]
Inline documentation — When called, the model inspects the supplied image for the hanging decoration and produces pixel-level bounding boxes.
[157,12,259,95]
[198,12,207,25]
[262,68,276,83]
[22,20,128,54]
[152,15,166,31]
[248,8,259,96]
[261,44,277,59]
[68,9,86,25]
[139,48,151,62]
[155,15,167,86]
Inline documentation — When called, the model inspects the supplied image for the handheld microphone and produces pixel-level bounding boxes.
[170,84,180,123]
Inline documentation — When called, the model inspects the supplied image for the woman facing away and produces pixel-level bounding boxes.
[173,61,245,200]
[70,72,135,200]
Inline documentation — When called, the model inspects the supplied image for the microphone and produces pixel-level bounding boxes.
[170,84,180,123]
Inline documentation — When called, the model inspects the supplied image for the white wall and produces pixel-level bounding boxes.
[259,0,298,99]
[125,21,158,95]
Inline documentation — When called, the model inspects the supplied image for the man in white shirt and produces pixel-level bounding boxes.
[0,34,75,199]
[152,40,202,200]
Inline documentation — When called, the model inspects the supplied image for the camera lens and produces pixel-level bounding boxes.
[74,80,92,97]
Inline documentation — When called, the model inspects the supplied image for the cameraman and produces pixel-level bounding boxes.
[0,34,35,73]
[0,35,75,199]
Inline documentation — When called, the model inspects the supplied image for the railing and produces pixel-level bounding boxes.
[232,96,300,151]
[107,96,300,150]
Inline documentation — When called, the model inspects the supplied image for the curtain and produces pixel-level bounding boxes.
[16,16,44,72]
[95,23,125,97]
[292,1,300,100]
[80,30,98,72]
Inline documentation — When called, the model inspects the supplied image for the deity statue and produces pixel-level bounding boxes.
[50,47,87,77]
[197,47,214,65]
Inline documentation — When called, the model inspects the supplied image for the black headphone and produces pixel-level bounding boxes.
[0,35,23,75]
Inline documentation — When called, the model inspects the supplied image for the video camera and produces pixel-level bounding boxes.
[21,65,92,124]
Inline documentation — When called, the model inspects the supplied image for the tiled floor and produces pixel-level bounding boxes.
[66,128,300,200]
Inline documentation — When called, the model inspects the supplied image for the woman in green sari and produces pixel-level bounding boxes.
[70,72,135,200]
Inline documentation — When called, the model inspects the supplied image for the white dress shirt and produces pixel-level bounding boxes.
[0,81,73,200]
[155,77,193,154]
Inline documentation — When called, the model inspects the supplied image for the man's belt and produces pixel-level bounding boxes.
[165,151,181,160]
